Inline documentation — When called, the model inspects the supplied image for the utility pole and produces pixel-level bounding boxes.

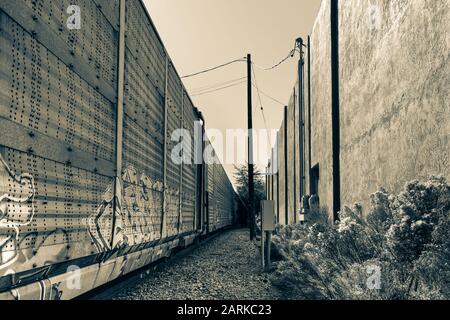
[247,53,256,241]
[296,37,305,211]
[307,36,312,196]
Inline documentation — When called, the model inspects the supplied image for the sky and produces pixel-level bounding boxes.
[143,0,322,185]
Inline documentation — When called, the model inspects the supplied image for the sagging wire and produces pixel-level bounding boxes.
[190,80,246,97]
[181,57,247,79]
[251,63,272,149]
[190,76,247,94]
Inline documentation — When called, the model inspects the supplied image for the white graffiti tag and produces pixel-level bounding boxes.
[87,165,164,252]
[0,154,36,270]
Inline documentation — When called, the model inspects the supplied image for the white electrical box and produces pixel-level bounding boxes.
[261,200,275,231]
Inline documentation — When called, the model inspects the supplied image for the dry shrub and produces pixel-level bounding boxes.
[271,176,450,300]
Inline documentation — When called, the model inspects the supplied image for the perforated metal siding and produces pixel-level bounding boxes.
[180,97,197,234]
[121,0,167,244]
[0,4,116,277]
[0,0,236,298]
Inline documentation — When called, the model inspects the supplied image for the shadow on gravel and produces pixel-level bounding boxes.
[89,228,282,300]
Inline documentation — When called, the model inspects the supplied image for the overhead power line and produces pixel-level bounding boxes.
[181,57,247,79]
[251,83,285,106]
[253,48,296,71]
[190,76,247,94]
[251,63,272,148]
[190,80,246,97]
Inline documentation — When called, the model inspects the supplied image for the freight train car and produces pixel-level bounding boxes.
[0,0,236,300]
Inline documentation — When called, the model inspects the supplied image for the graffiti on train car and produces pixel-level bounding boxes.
[87,165,165,253]
[87,183,120,253]
[121,166,164,245]
[0,152,173,277]
[0,155,76,277]
[0,154,36,270]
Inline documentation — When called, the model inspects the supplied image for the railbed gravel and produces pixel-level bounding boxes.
[101,228,282,300]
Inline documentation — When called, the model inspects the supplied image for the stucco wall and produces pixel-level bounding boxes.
[309,0,334,214]
[287,92,297,224]
[278,118,287,225]
[268,0,449,221]
[339,0,450,209]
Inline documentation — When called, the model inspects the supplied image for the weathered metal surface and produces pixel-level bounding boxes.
[0,3,116,280]
[0,0,236,299]
[180,98,198,234]
[214,165,234,230]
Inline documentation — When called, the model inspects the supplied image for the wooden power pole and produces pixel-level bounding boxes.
[247,53,256,241]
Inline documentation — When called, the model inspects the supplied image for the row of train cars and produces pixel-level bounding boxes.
[0,0,238,299]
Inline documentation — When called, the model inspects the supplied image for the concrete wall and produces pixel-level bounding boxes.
[339,0,450,209]
[268,0,449,221]
[278,118,287,225]
[308,0,334,215]
[287,92,297,224]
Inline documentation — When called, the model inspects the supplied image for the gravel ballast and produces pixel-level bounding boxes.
[95,228,281,300]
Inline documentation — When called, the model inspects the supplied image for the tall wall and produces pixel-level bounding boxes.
[278,117,287,225]
[268,0,449,221]
[338,0,450,209]
[308,0,333,215]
